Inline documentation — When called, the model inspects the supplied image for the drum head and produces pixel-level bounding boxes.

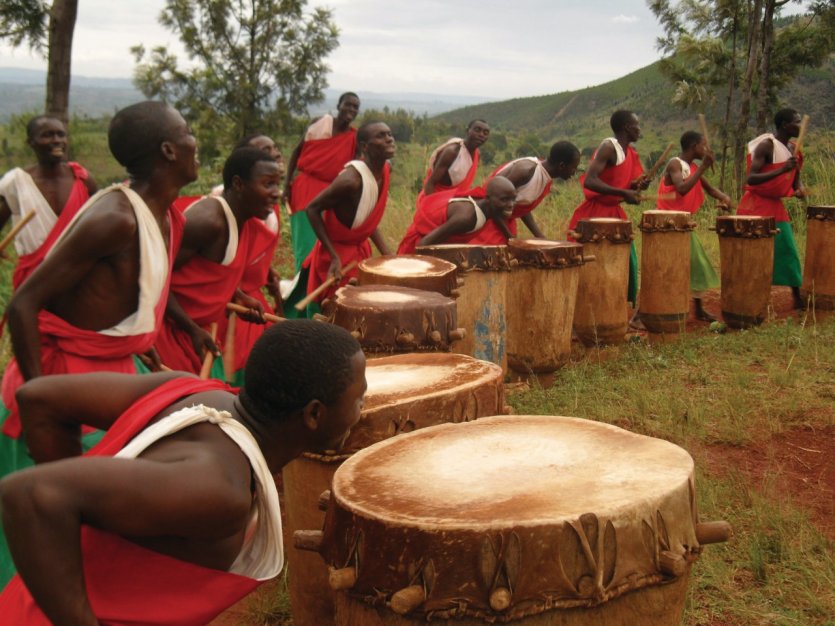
[360,255,456,278]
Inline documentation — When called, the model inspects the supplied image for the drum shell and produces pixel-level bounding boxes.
[506,241,583,373]
[357,255,459,297]
[283,354,505,626]
[639,230,690,334]
[717,218,774,329]
[800,206,835,310]
[573,240,630,346]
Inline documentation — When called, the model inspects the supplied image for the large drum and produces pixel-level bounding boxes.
[506,239,586,379]
[357,255,460,297]
[800,205,835,310]
[716,215,776,329]
[570,219,633,346]
[320,284,464,355]
[416,244,510,371]
[284,353,505,626]
[638,210,695,334]
[299,415,730,626]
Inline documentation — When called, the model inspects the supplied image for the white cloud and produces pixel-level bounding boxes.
[612,14,640,23]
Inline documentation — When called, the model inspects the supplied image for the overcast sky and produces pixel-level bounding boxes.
[0,0,813,100]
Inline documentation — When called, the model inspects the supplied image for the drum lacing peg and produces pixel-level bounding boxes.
[509,258,519,268]
[396,331,416,347]
[428,330,443,345]
[390,585,426,615]
[695,520,732,544]
[665,219,676,229]
[456,277,466,288]
[449,328,467,341]
[328,566,357,591]
[293,530,324,552]
[659,550,687,578]
[350,330,362,340]
[582,254,597,263]
[612,232,622,241]
[317,489,332,512]
[312,313,330,323]
[815,213,825,220]
[687,221,698,230]
[347,277,359,286]
[591,233,601,242]
[566,230,580,240]
[771,228,780,235]
[449,288,461,298]
[557,257,567,266]
[489,587,512,612]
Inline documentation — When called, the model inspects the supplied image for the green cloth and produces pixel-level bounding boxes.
[282,266,311,319]
[290,211,317,274]
[628,241,638,307]
[772,221,802,287]
[690,231,720,293]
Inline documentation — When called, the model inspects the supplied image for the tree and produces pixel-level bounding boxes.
[132,0,339,141]
[0,0,79,122]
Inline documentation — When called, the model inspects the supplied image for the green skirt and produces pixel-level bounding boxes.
[772,221,802,287]
[628,241,638,307]
[690,231,720,293]
[290,211,317,274]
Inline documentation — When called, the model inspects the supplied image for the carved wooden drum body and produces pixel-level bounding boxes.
[638,211,695,334]
[716,215,776,329]
[283,353,505,626]
[506,239,585,376]
[322,285,464,355]
[307,415,726,625]
[800,206,835,310]
[416,244,511,371]
[571,219,633,346]
[357,255,461,297]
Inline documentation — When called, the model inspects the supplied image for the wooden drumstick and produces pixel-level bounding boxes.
[294,260,358,311]
[0,211,36,256]
[225,302,284,323]
[644,143,676,181]
[199,322,219,380]
[794,114,810,155]
[222,313,236,382]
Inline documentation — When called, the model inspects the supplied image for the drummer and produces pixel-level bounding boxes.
[657,131,733,321]
[400,176,517,251]
[0,320,366,624]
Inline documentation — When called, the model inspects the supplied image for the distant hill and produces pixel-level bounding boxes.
[0,68,494,121]
[434,58,835,153]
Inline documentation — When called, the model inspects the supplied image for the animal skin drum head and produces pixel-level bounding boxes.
[334,415,694,531]
[366,363,454,396]
[643,210,688,216]
[353,290,419,304]
[367,257,443,276]
[587,218,627,223]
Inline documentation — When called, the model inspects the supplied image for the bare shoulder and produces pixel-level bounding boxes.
[71,189,137,240]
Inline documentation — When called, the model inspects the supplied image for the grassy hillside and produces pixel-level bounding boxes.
[435,58,835,152]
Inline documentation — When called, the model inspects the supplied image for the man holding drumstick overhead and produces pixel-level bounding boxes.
[300,121,396,316]
[737,108,807,309]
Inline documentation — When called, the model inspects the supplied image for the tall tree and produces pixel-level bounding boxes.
[132,0,339,140]
[0,0,79,122]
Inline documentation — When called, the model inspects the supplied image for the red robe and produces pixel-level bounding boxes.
[397,191,483,254]
[568,143,644,235]
[0,377,271,626]
[155,213,259,374]
[412,144,480,217]
[289,129,357,215]
[12,162,91,290]
[657,161,704,214]
[737,147,802,223]
[0,207,185,439]
[304,163,390,302]
[216,209,280,374]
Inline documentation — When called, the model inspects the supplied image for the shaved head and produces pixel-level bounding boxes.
[486,175,515,196]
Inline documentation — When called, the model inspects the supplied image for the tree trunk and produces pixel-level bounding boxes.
[733,0,764,194]
[719,2,741,191]
[45,0,79,123]
[755,0,776,133]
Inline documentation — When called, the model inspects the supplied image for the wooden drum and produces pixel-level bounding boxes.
[299,415,730,626]
[416,244,511,371]
[284,353,505,626]
[716,215,776,328]
[570,219,633,346]
[320,284,465,355]
[638,210,695,334]
[357,255,461,297]
[800,206,835,310]
[506,239,586,379]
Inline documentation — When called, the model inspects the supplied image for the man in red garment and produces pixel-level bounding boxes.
[419,119,490,198]
[465,140,581,244]
[568,110,650,306]
[737,108,807,309]
[0,116,98,289]
[412,176,518,248]
[303,121,396,310]
[0,320,366,626]
[155,148,282,375]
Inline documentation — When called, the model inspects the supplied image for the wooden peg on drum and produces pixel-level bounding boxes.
[198,322,219,380]
[0,210,36,259]
[294,260,358,311]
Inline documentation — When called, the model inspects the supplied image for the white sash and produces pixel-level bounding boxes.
[0,168,57,255]
[304,114,334,141]
[345,160,379,229]
[428,138,473,187]
[748,133,792,164]
[186,196,239,266]
[498,157,551,204]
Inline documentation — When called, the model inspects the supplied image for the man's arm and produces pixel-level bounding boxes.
[583,142,640,204]
[0,448,252,626]
[700,178,733,209]
[520,213,545,238]
[306,169,362,280]
[423,144,462,196]
[370,228,392,256]
[0,195,11,235]
[281,133,306,203]
[6,197,137,381]
[499,160,536,189]
[19,372,190,463]
[418,202,480,247]
[746,139,797,186]
[83,174,98,196]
